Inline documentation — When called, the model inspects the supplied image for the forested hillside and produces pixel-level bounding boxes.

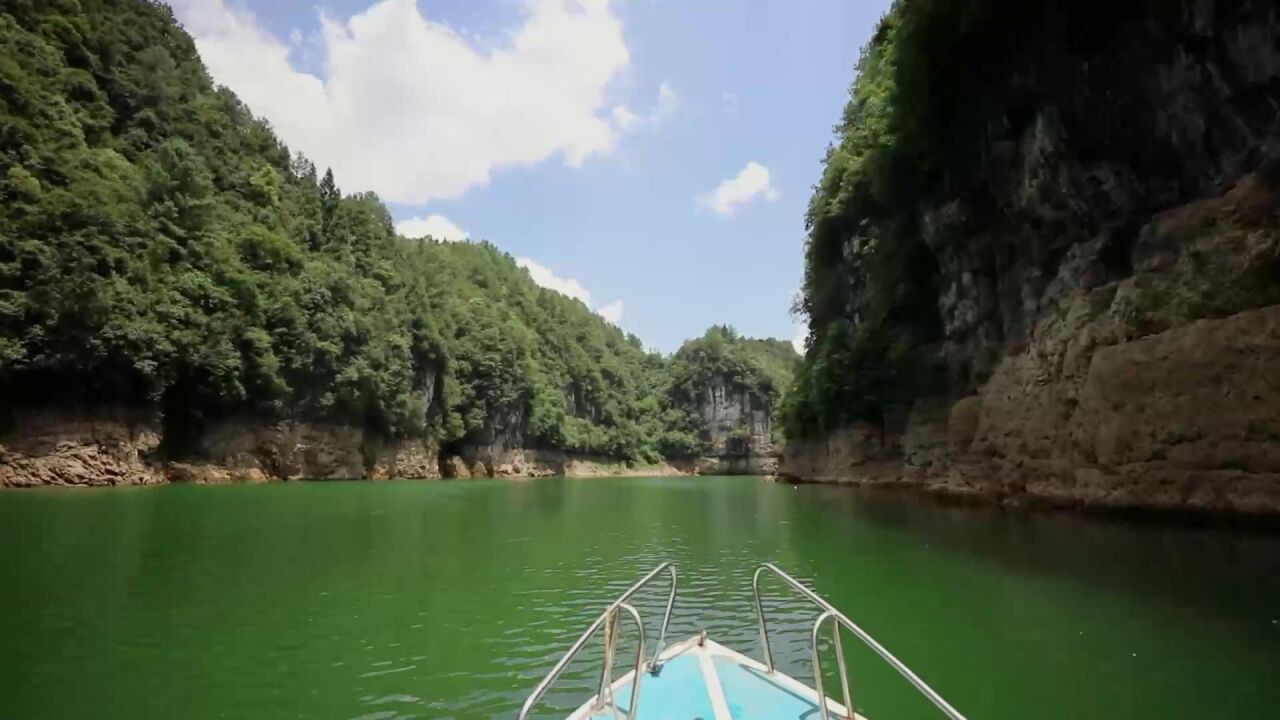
[0,0,794,476]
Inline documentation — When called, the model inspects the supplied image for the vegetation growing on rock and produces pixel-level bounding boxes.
[0,1,797,467]
[667,326,797,447]
[785,0,1280,439]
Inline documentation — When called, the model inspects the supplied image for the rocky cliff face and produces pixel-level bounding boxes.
[0,408,164,487]
[0,410,441,486]
[438,447,694,480]
[782,1,1280,514]
[694,376,777,474]
[0,411,698,486]
[926,0,1280,390]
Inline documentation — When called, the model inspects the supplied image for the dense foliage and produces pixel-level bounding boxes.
[0,0,799,463]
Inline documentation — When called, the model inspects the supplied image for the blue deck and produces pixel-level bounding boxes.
[581,639,847,720]
[590,653,716,720]
[713,656,826,720]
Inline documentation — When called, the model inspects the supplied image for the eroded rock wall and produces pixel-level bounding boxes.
[692,376,778,473]
[438,447,696,479]
[0,412,441,486]
[783,167,1280,514]
[0,411,705,486]
[0,408,164,487]
[782,1,1280,514]
[175,419,442,483]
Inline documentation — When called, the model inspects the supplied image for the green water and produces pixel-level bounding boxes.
[2,476,1278,719]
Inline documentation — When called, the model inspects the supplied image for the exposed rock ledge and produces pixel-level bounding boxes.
[784,145,1280,517]
[438,448,693,480]
[0,413,443,487]
[0,413,768,487]
[0,408,165,488]
[781,303,1280,516]
[436,449,775,479]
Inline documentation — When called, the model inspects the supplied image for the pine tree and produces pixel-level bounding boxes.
[319,167,340,229]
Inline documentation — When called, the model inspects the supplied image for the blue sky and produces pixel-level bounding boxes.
[174,0,892,352]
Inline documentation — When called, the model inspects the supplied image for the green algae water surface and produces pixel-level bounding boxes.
[2,476,1278,719]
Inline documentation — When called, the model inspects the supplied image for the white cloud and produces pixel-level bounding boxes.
[609,81,677,134]
[611,105,641,132]
[699,161,778,216]
[395,214,469,242]
[597,299,624,325]
[516,257,623,324]
[652,82,678,123]
[516,257,592,305]
[174,0,646,204]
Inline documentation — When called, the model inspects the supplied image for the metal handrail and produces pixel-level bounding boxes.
[517,563,677,720]
[753,563,967,720]
[516,602,645,720]
[812,610,853,720]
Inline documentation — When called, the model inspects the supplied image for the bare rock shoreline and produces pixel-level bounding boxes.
[0,409,775,487]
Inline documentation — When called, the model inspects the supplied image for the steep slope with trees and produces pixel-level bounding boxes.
[0,0,792,485]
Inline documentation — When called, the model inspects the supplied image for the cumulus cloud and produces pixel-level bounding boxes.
[516,257,623,324]
[395,214,469,242]
[174,0,649,204]
[699,161,778,216]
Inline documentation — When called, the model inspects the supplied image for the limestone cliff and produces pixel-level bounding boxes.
[0,408,164,487]
[693,376,778,474]
[0,410,441,486]
[665,326,796,475]
[0,411,692,486]
[782,0,1280,514]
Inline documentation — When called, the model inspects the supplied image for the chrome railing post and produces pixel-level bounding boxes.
[811,610,836,720]
[753,563,967,720]
[832,617,852,718]
[617,602,645,719]
[593,608,620,712]
[518,563,676,720]
[753,565,776,672]
[648,564,678,672]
